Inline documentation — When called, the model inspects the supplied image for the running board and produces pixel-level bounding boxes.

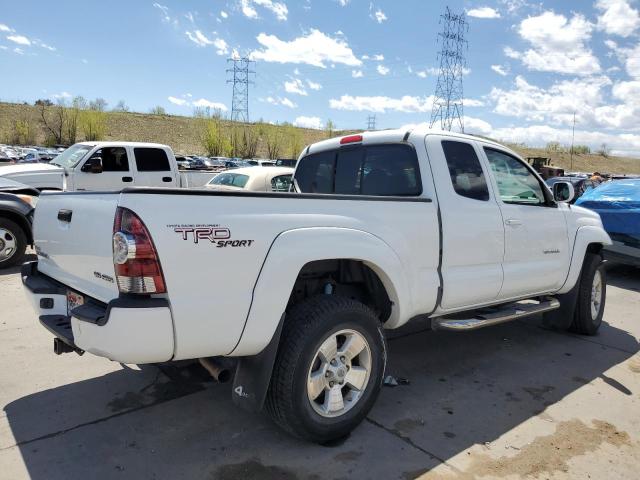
[432,297,560,332]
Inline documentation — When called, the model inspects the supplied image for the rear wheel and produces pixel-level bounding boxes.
[0,218,27,269]
[569,253,606,335]
[266,295,386,443]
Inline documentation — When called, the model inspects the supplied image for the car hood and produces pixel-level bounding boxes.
[0,163,63,176]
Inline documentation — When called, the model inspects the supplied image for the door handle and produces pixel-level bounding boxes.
[505,218,522,226]
[122,176,133,183]
[162,176,172,182]
[57,209,72,223]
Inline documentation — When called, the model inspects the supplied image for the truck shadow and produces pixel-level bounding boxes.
[0,254,36,277]
[3,269,639,479]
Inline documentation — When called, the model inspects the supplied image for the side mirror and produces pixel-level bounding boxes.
[81,156,103,174]
[553,181,575,203]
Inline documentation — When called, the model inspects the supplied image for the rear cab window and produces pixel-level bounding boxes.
[441,140,489,201]
[294,144,421,196]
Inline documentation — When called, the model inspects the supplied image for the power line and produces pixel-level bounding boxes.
[227,57,255,123]
[366,114,376,130]
[430,7,468,132]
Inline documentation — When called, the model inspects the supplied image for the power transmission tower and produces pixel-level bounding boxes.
[429,7,468,132]
[226,57,255,123]
[366,114,376,130]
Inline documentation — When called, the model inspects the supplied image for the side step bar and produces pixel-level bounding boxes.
[433,297,560,332]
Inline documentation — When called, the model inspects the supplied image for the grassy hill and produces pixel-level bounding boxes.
[1,101,639,174]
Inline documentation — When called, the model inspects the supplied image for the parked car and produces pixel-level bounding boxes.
[205,166,294,192]
[175,155,194,170]
[275,158,297,167]
[22,128,610,443]
[576,179,640,267]
[247,159,276,167]
[0,142,219,190]
[545,176,598,203]
[0,178,39,268]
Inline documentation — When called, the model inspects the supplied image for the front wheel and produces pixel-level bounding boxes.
[569,253,606,335]
[266,296,386,443]
[0,218,27,269]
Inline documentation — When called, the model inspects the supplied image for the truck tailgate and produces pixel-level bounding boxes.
[33,192,121,303]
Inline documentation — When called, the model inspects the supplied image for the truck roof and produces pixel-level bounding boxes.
[305,126,513,158]
[76,141,171,149]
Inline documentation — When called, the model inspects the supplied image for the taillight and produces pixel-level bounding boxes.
[113,207,166,294]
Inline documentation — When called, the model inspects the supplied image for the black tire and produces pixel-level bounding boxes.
[0,218,27,269]
[568,253,606,335]
[265,295,387,444]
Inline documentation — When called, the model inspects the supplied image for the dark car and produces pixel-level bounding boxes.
[275,158,297,167]
[545,176,598,204]
[0,178,40,268]
[175,155,194,170]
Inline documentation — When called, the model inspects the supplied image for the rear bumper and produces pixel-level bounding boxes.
[22,261,175,364]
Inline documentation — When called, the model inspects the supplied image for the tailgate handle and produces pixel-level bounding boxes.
[57,209,73,223]
[122,176,133,183]
[162,176,172,182]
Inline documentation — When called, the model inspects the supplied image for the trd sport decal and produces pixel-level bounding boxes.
[168,224,254,248]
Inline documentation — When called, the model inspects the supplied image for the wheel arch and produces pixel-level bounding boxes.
[557,225,611,294]
[230,227,411,356]
[0,208,32,244]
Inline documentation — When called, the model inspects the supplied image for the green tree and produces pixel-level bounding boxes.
[10,117,36,145]
[81,110,107,141]
[325,119,335,138]
[150,106,166,115]
[263,124,284,159]
[201,117,232,157]
[286,125,304,158]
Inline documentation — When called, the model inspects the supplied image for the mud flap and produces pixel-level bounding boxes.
[231,314,285,413]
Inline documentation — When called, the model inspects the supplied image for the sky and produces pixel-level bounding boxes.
[3,0,640,156]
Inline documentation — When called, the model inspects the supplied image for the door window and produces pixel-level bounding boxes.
[294,144,421,196]
[441,141,489,201]
[271,174,293,192]
[95,147,129,172]
[484,148,546,205]
[134,148,171,172]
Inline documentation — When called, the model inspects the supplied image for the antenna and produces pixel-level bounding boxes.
[429,7,468,132]
[226,57,255,123]
[366,114,377,131]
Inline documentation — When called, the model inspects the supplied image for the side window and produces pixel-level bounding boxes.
[271,174,293,192]
[134,148,171,172]
[98,147,129,172]
[484,148,546,205]
[441,140,489,201]
[294,144,421,196]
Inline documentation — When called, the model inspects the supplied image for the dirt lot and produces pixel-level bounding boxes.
[1,259,639,479]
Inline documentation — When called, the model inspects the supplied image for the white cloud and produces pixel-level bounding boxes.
[294,116,323,129]
[417,71,428,78]
[376,65,390,75]
[330,94,435,113]
[596,0,640,37]
[168,96,188,106]
[0,46,7,50]
[7,34,30,46]
[220,10,229,19]
[284,78,308,96]
[36,41,56,51]
[372,54,384,61]
[13,47,24,55]
[335,0,350,6]
[0,24,13,32]
[153,3,171,23]
[240,0,288,21]
[467,7,501,19]
[192,98,228,111]
[509,11,600,75]
[352,70,364,78]
[265,96,297,108]
[372,9,387,23]
[250,29,362,68]
[52,91,72,100]
[307,79,322,90]
[491,64,509,76]
[463,117,493,135]
[213,38,229,55]
[465,99,485,107]
[185,30,228,55]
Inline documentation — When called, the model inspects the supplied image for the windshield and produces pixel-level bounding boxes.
[50,144,93,168]
[209,172,250,188]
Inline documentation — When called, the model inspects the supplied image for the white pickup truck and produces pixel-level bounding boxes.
[0,141,218,191]
[22,128,611,443]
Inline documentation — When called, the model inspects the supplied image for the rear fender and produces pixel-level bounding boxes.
[230,227,410,356]
[557,225,611,294]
